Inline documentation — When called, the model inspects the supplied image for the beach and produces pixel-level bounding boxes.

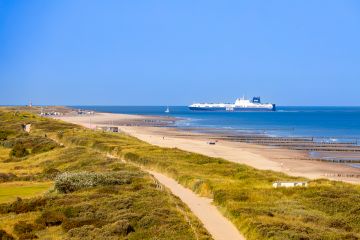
[6,107,359,239]
[55,111,360,184]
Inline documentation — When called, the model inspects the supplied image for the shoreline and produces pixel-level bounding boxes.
[54,110,360,184]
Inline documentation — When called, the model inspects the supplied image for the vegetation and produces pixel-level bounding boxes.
[56,118,360,239]
[0,109,211,240]
[0,229,15,240]
[9,144,29,158]
[0,182,52,203]
[54,171,131,193]
[1,107,360,239]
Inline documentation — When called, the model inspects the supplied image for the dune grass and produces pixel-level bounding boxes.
[2,108,360,239]
[0,109,212,240]
[57,121,360,239]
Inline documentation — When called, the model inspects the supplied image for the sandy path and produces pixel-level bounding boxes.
[54,113,246,240]
[148,170,245,240]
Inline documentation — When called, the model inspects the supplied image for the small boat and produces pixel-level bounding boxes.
[165,106,170,113]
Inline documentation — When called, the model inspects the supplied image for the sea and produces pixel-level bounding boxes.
[73,106,360,143]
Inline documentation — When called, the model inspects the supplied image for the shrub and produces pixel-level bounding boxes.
[0,197,47,214]
[5,135,59,155]
[0,130,11,140]
[57,131,64,139]
[42,168,61,180]
[54,172,131,193]
[0,229,14,240]
[9,144,29,158]
[36,210,65,227]
[62,217,102,231]
[111,220,135,236]
[13,221,36,234]
[124,152,139,161]
[0,172,17,182]
[18,232,38,240]
[31,140,58,154]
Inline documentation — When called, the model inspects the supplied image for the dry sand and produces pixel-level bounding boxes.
[148,170,245,240]
[55,112,360,184]
[55,113,246,240]
[54,111,360,240]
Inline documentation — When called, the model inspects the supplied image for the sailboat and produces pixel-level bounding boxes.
[165,106,170,113]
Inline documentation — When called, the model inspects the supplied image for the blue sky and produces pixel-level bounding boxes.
[1,0,360,106]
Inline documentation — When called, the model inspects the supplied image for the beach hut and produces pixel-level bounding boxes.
[96,126,119,133]
[108,127,119,132]
[272,181,308,188]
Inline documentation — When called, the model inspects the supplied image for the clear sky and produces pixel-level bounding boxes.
[1,0,360,106]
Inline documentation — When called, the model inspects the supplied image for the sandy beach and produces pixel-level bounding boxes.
[55,111,360,184]
[53,110,360,240]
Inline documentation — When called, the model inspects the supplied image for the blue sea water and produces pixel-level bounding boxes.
[73,106,360,142]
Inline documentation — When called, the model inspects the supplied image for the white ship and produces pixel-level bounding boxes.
[188,97,276,112]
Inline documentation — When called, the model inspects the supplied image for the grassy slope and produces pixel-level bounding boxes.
[56,120,360,239]
[0,181,52,203]
[2,108,360,239]
[0,109,212,240]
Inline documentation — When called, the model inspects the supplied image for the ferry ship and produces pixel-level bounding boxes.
[188,97,276,112]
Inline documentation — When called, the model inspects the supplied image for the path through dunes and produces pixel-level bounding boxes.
[148,170,245,240]
[55,114,246,240]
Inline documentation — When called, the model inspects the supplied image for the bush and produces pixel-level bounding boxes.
[18,232,38,240]
[0,131,11,140]
[111,220,135,235]
[5,135,59,155]
[124,152,139,161]
[13,221,43,240]
[0,197,47,214]
[0,229,14,240]
[57,131,64,139]
[31,140,58,154]
[9,144,29,158]
[62,217,102,231]
[0,173,17,182]
[13,221,37,234]
[54,172,131,193]
[42,168,61,180]
[36,210,65,227]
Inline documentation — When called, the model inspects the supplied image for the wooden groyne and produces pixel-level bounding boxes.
[324,173,360,178]
[208,134,360,155]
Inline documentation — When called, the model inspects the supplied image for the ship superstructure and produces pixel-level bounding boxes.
[189,97,276,111]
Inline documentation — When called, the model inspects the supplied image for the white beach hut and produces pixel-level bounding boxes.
[272,181,308,188]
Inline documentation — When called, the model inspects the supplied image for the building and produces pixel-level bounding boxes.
[272,181,308,188]
[40,111,62,116]
[96,126,119,133]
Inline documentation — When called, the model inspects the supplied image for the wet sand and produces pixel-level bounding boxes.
[54,112,360,184]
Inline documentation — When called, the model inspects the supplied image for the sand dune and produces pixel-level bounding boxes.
[55,112,360,184]
[54,111,360,240]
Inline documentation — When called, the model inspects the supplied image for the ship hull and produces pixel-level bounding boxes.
[189,105,276,112]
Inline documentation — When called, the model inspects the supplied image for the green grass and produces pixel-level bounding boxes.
[2,108,360,239]
[57,119,360,239]
[0,109,212,240]
[0,181,52,203]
